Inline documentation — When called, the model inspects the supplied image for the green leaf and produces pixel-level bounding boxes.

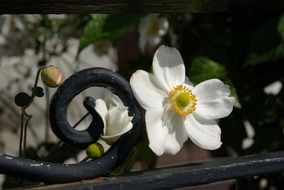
[189,57,227,83]
[189,57,241,107]
[277,15,284,40]
[136,142,156,168]
[250,19,281,55]
[14,92,32,107]
[79,14,108,53]
[79,14,142,53]
[246,17,284,65]
[246,43,284,65]
[111,147,138,175]
[102,14,141,32]
[220,109,246,154]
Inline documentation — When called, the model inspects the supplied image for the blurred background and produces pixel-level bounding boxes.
[0,13,283,189]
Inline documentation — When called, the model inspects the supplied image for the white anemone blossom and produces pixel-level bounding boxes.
[139,14,169,52]
[95,94,133,145]
[130,45,235,155]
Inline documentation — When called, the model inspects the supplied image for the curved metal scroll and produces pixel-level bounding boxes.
[0,68,142,183]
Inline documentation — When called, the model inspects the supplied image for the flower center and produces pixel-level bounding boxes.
[148,20,160,36]
[169,85,196,116]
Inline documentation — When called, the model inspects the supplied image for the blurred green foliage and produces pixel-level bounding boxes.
[79,14,141,53]
[2,12,284,189]
[77,13,284,171]
[32,11,284,172]
[247,16,284,65]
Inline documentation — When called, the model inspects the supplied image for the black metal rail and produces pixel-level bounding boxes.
[0,0,284,13]
[0,68,142,183]
[57,151,284,190]
[0,68,283,189]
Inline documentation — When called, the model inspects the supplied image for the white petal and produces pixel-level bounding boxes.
[195,97,235,120]
[138,17,148,35]
[139,33,147,53]
[158,17,169,36]
[103,107,133,144]
[192,79,235,120]
[153,45,185,92]
[193,79,230,100]
[138,15,158,52]
[96,138,111,152]
[130,70,167,110]
[106,107,132,136]
[146,109,187,155]
[148,36,161,46]
[184,76,194,89]
[105,94,125,109]
[163,112,187,155]
[185,113,222,150]
[185,76,193,86]
[101,122,133,145]
[139,14,158,35]
[145,109,169,156]
[95,98,107,127]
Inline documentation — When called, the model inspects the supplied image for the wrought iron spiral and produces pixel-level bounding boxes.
[0,68,142,183]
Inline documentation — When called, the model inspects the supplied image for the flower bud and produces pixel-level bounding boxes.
[86,143,104,159]
[41,65,63,88]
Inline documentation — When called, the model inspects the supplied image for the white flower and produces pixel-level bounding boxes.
[139,14,169,52]
[130,45,235,156]
[95,94,133,145]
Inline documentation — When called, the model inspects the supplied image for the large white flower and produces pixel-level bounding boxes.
[130,45,235,156]
[139,14,169,53]
[95,94,133,145]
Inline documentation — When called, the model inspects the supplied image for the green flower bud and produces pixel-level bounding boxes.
[41,65,63,88]
[86,143,104,159]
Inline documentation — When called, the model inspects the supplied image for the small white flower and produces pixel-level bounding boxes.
[95,94,133,145]
[263,81,283,95]
[139,14,169,52]
[130,45,235,156]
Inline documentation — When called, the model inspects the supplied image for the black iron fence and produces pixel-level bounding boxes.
[0,1,284,189]
[0,68,283,189]
[0,0,284,13]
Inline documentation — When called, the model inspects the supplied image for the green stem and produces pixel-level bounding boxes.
[111,148,138,176]
[19,67,43,157]
[31,67,43,99]
[43,112,90,160]
[44,85,50,143]
[22,110,32,158]
[19,109,24,157]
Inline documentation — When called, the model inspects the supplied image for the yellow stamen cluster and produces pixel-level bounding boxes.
[169,85,197,116]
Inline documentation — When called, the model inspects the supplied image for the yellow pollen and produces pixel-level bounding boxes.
[169,85,197,116]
